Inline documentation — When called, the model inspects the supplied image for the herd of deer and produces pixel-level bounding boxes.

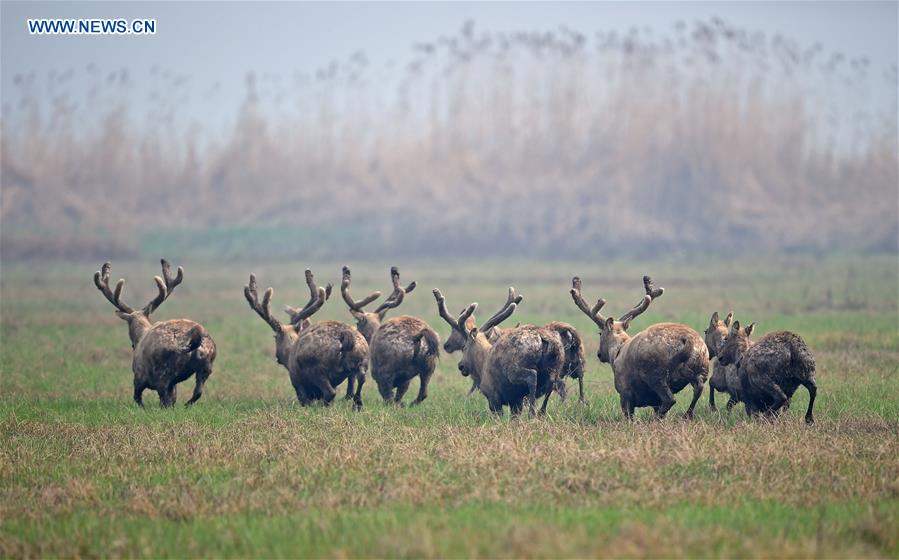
[93,259,818,423]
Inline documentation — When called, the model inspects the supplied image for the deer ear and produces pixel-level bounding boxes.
[469,327,478,340]
[731,320,741,333]
[724,312,733,327]
[744,322,755,336]
[115,310,131,321]
[709,312,719,327]
[605,317,615,330]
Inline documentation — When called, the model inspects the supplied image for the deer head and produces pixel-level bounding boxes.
[704,311,733,358]
[244,269,327,368]
[717,320,755,367]
[93,259,184,348]
[340,266,416,342]
[570,275,663,363]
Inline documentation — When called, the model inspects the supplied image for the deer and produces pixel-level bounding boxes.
[441,288,521,397]
[440,290,586,403]
[244,268,369,409]
[570,275,709,419]
[93,259,216,407]
[340,266,440,406]
[717,321,817,424]
[434,288,564,417]
[705,311,741,411]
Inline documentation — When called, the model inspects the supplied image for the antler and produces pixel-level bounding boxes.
[340,266,381,312]
[480,287,523,332]
[373,266,417,316]
[143,259,185,315]
[244,273,281,332]
[433,288,476,334]
[285,269,329,326]
[619,275,664,326]
[643,275,664,300]
[93,262,135,314]
[570,276,606,327]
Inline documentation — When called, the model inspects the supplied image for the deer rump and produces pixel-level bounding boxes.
[481,326,564,409]
[134,319,216,389]
[291,320,368,397]
[738,331,816,414]
[369,316,439,386]
[615,323,708,407]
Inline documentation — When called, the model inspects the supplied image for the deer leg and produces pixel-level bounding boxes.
[755,379,789,420]
[726,396,737,411]
[803,379,817,424]
[509,398,525,418]
[620,395,635,420]
[648,381,676,419]
[185,367,211,407]
[488,397,504,416]
[393,378,412,406]
[293,383,312,407]
[344,375,356,401]
[539,388,553,416]
[515,368,539,418]
[577,376,585,404]
[466,379,479,397]
[158,384,177,408]
[133,382,146,407]
[708,386,717,411]
[351,371,365,411]
[411,369,433,406]
[349,369,365,410]
[377,381,395,405]
[683,379,704,419]
[311,377,337,406]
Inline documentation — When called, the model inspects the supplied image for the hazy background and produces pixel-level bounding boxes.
[2,1,897,260]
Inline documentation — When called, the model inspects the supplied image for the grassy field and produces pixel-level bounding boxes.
[1,255,897,558]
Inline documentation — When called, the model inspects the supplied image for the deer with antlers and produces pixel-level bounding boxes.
[440,288,586,404]
[717,321,817,423]
[434,288,563,416]
[570,276,709,419]
[441,288,520,396]
[340,266,440,406]
[93,259,216,407]
[705,311,744,411]
[244,269,369,409]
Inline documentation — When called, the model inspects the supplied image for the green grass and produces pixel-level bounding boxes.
[1,255,897,558]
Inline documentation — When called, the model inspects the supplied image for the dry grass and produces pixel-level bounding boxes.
[0,256,897,557]
[3,18,897,259]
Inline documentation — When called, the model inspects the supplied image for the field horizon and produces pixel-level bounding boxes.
[1,254,897,558]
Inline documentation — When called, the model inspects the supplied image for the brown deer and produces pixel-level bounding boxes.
[570,275,709,419]
[441,288,522,396]
[244,269,369,409]
[340,266,440,406]
[717,321,817,424]
[93,260,216,407]
[434,288,564,417]
[705,311,741,411]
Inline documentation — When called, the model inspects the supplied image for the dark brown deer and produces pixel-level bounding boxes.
[245,269,369,409]
[340,266,440,406]
[705,311,741,411]
[570,275,709,419]
[93,260,216,407]
[717,321,817,424]
[434,288,563,417]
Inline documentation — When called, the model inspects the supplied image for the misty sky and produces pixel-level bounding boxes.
[2,1,897,130]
